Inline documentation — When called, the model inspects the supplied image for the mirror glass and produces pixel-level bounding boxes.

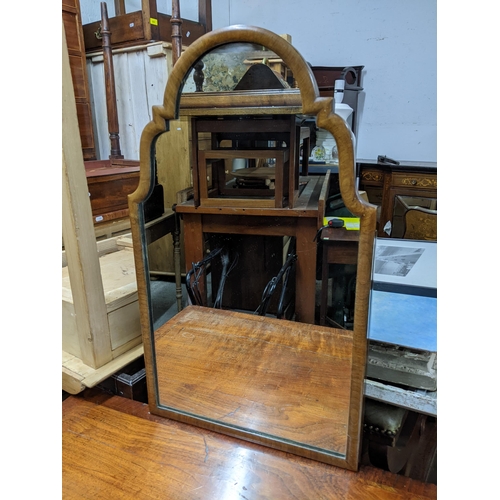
[312,124,360,331]
[182,43,296,93]
[132,37,374,465]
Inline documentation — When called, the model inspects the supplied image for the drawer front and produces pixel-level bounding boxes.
[391,172,437,189]
[360,169,384,185]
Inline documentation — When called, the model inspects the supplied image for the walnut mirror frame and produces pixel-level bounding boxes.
[129,25,377,470]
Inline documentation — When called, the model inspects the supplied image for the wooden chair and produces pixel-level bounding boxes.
[362,399,427,475]
[185,246,239,309]
[403,207,437,241]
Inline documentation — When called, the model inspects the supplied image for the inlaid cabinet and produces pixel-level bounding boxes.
[358,160,437,237]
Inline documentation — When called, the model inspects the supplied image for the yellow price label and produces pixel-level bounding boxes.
[150,17,158,26]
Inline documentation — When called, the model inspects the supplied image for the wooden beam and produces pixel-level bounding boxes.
[62,21,113,369]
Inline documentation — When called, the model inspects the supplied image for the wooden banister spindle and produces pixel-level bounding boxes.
[198,0,212,32]
[193,60,205,92]
[171,0,182,66]
[101,2,123,159]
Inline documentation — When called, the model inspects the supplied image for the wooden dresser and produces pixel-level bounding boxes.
[357,160,437,237]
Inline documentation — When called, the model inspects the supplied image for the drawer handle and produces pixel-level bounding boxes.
[411,179,417,185]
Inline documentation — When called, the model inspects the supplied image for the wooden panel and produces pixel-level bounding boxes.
[76,102,95,154]
[68,54,87,96]
[86,42,171,160]
[62,0,77,10]
[83,12,146,51]
[62,23,112,368]
[155,306,353,454]
[63,0,96,160]
[63,12,82,53]
[108,301,141,350]
[391,172,437,189]
[62,392,437,499]
[360,168,384,186]
[62,301,79,357]
[157,13,207,46]
[62,248,140,359]
[200,197,275,208]
[86,170,140,216]
[149,116,192,273]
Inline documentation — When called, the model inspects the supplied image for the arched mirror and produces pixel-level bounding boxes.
[129,25,377,470]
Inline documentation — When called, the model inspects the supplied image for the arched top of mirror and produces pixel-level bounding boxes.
[159,25,329,118]
[136,25,372,220]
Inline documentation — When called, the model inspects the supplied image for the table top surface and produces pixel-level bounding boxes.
[154,306,353,455]
[357,159,437,172]
[62,391,437,499]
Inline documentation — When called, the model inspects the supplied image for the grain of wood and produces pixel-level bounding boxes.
[63,394,437,499]
[155,306,353,454]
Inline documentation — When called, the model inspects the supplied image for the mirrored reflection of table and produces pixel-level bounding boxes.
[154,305,354,458]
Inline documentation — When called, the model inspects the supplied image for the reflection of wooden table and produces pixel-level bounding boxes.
[319,226,359,326]
[154,305,352,454]
[176,174,329,324]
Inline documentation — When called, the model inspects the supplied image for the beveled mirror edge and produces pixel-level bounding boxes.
[128,25,377,471]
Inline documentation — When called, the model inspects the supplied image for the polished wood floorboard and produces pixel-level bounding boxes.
[62,391,437,499]
[155,307,353,453]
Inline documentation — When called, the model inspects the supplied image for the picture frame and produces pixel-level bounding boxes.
[371,238,436,297]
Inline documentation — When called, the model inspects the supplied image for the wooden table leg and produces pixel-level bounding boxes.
[182,214,206,305]
[295,219,318,324]
[320,241,329,326]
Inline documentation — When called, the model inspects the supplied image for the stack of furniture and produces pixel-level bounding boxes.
[176,92,327,322]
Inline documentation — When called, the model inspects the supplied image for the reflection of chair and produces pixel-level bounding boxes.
[186,241,297,319]
[255,240,297,319]
[186,247,239,309]
[403,207,437,241]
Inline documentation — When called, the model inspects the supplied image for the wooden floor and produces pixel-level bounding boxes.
[62,390,437,499]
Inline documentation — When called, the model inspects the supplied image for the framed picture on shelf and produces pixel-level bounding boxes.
[371,238,436,297]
